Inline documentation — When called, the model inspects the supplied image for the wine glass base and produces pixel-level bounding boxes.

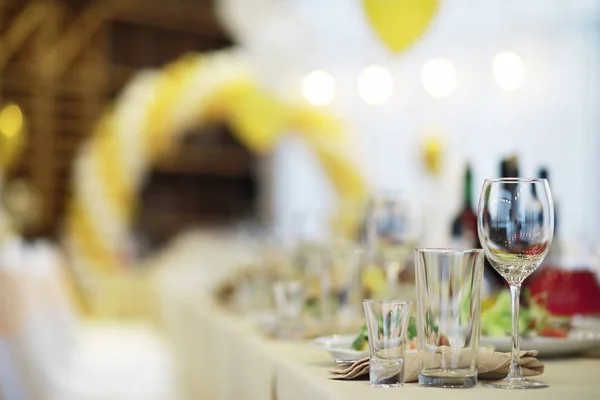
[482,377,548,389]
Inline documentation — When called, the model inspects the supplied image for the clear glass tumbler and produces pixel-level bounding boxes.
[273,280,306,339]
[415,249,485,388]
[363,299,412,387]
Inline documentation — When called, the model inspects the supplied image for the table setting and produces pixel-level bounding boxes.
[2,0,600,399]
[183,177,600,399]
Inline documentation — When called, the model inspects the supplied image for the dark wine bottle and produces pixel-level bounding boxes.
[451,163,477,249]
[538,167,558,235]
[505,156,519,177]
[504,155,520,200]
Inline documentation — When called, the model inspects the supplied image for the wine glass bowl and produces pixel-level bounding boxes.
[478,178,554,285]
[477,178,554,389]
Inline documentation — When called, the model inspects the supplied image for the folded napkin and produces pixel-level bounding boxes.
[329,348,544,382]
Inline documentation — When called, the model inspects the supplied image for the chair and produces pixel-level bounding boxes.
[0,238,180,400]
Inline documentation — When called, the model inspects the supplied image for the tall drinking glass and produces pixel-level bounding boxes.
[366,195,419,298]
[415,249,484,388]
[477,178,554,389]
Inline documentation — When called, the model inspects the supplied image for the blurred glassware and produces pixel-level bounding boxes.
[227,222,294,313]
[363,299,412,387]
[273,280,306,339]
[415,248,484,388]
[329,244,366,331]
[366,194,420,299]
[299,245,335,331]
[233,271,273,313]
[329,198,368,245]
[288,238,368,334]
[261,238,295,279]
[478,178,554,389]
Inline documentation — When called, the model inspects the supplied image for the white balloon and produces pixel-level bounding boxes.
[214,0,390,100]
[215,0,283,45]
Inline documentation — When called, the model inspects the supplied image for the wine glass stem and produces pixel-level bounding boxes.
[508,284,524,380]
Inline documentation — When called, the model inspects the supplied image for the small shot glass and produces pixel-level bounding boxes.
[273,280,306,339]
[363,299,412,387]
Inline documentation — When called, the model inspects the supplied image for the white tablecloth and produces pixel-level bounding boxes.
[156,231,600,400]
[162,296,600,400]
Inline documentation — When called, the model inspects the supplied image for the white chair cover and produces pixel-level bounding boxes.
[0,238,180,400]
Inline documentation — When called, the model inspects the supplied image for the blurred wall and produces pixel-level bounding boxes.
[266,0,600,246]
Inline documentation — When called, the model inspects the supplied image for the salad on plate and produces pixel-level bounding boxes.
[320,289,578,363]
[482,289,571,339]
[347,288,569,354]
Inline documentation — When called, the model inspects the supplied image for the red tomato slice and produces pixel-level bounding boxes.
[539,326,569,338]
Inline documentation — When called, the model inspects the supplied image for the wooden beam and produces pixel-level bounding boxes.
[0,1,49,69]
[30,5,59,235]
[50,0,107,66]
[41,0,228,79]
[40,0,114,78]
[0,0,22,11]
[110,0,227,38]
[1,64,108,94]
[0,0,4,30]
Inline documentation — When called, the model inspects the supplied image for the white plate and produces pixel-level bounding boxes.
[311,335,369,364]
[481,329,600,357]
[311,334,417,364]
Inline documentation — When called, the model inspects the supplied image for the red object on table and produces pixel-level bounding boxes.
[526,266,600,316]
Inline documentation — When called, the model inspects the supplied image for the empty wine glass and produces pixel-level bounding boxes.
[366,195,419,299]
[477,178,554,389]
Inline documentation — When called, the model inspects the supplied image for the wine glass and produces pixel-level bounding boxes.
[477,178,554,389]
[366,195,419,298]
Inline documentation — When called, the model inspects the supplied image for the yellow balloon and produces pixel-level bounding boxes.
[421,133,444,175]
[226,83,288,154]
[363,0,439,53]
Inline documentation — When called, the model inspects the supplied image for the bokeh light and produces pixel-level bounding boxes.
[0,103,24,137]
[493,52,525,91]
[420,58,457,98]
[302,70,336,105]
[357,65,394,105]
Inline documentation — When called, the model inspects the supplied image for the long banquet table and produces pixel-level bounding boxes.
[155,232,600,400]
